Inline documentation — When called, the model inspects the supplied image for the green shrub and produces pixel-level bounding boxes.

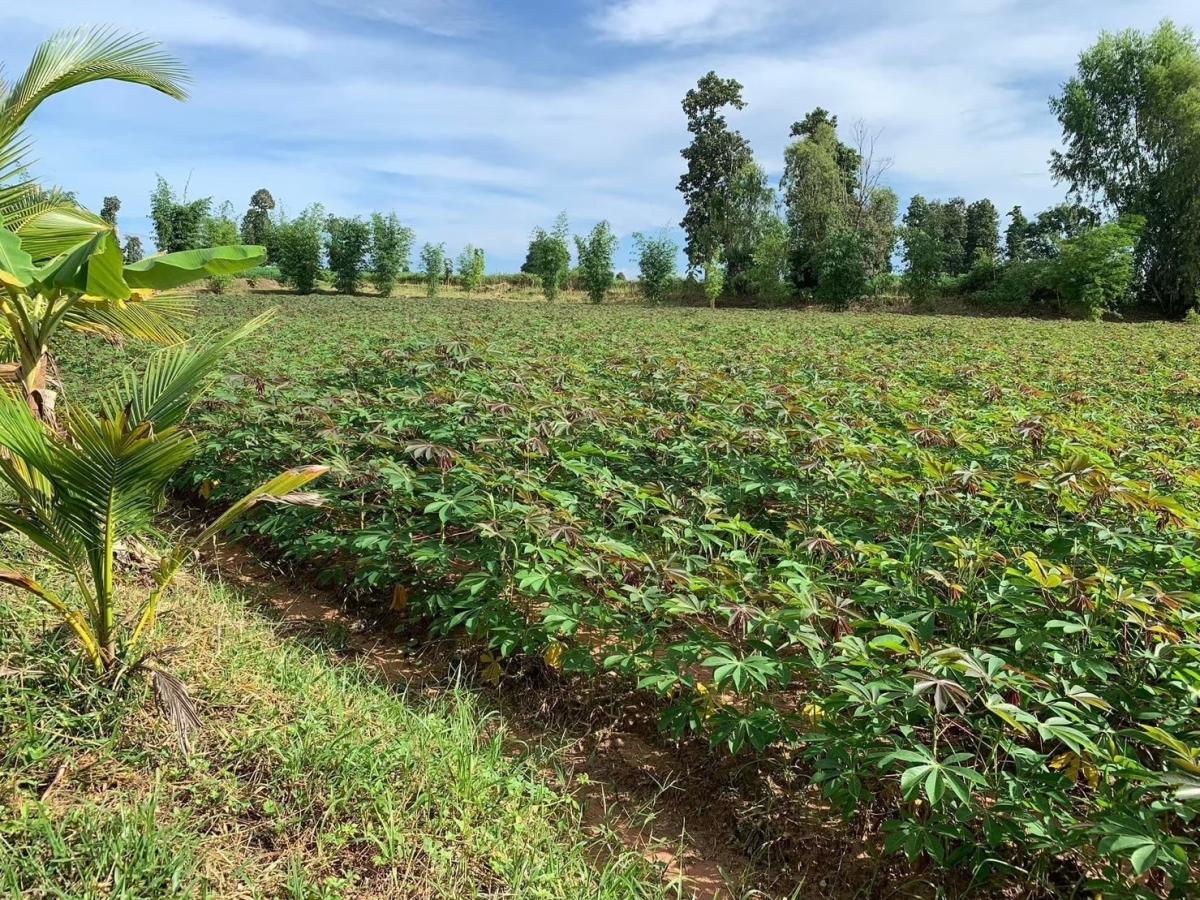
[1049,216,1144,319]
[632,231,677,303]
[369,213,413,297]
[274,205,325,295]
[527,213,571,301]
[149,176,211,254]
[815,227,869,308]
[420,243,446,299]
[457,245,486,295]
[574,221,618,304]
[326,215,371,295]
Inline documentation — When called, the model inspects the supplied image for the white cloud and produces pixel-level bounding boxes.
[308,0,483,37]
[592,0,792,45]
[6,0,1200,270]
[4,0,315,55]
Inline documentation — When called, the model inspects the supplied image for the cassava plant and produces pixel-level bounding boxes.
[0,313,327,686]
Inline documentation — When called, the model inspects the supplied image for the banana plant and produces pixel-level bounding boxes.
[0,312,327,678]
[0,224,265,419]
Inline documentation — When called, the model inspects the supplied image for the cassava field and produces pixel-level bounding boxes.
[53,289,1200,897]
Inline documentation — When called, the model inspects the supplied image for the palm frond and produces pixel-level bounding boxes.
[66,292,194,346]
[15,204,112,264]
[0,27,188,231]
[114,311,273,430]
[0,27,188,138]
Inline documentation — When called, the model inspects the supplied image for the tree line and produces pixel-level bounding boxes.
[111,20,1199,317]
[672,19,1200,319]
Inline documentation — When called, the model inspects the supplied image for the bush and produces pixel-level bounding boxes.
[457,245,486,295]
[274,205,325,294]
[149,176,211,254]
[574,221,618,304]
[702,255,725,309]
[420,243,446,299]
[527,213,571,301]
[121,236,144,265]
[632,231,678,303]
[815,227,869,308]
[326,216,371,295]
[1049,216,1144,319]
[742,217,791,303]
[369,213,413,297]
[201,202,240,293]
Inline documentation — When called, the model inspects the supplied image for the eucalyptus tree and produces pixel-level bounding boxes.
[574,221,618,303]
[1051,21,1200,315]
[677,72,755,273]
[240,188,276,249]
[964,199,1000,266]
[527,213,570,301]
[632,231,677,303]
[369,212,413,296]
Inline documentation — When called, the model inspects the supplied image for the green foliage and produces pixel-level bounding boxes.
[99,195,120,228]
[783,112,894,293]
[574,221,618,304]
[1047,216,1144,318]
[369,212,413,297]
[325,215,370,295]
[1005,205,1031,261]
[814,226,868,307]
[702,254,725,309]
[240,188,275,260]
[526,213,571,301]
[102,293,1200,894]
[0,313,323,675]
[677,72,755,271]
[200,202,240,293]
[1051,20,1200,315]
[963,199,999,267]
[743,215,791,303]
[900,223,942,302]
[121,236,143,265]
[457,244,486,295]
[632,231,677,303]
[273,205,324,295]
[0,27,188,238]
[149,177,210,254]
[420,242,446,299]
[782,119,848,290]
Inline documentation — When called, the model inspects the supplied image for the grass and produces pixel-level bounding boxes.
[0,541,667,899]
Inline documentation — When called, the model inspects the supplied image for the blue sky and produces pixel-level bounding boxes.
[3,1,1198,272]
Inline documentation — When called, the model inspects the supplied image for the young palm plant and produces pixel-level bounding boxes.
[0,27,262,417]
[0,313,326,745]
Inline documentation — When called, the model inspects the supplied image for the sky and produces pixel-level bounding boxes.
[2,1,1198,272]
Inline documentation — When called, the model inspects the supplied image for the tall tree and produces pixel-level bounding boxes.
[964,199,1000,267]
[369,212,413,296]
[99,195,121,227]
[526,212,571,301]
[783,114,895,292]
[937,198,969,275]
[1005,205,1031,261]
[782,118,849,290]
[240,188,276,256]
[1050,21,1200,315]
[677,72,754,273]
[574,220,619,304]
